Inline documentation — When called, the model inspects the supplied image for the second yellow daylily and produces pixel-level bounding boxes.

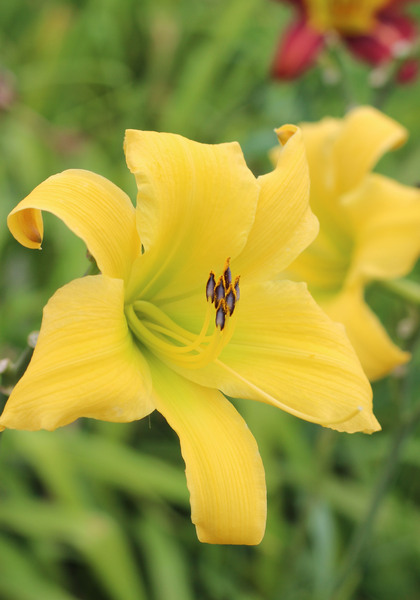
[276,106,420,381]
[1,126,379,545]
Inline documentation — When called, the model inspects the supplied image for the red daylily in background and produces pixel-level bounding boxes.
[272,0,419,80]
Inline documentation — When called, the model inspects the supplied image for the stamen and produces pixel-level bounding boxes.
[125,258,241,373]
[206,271,216,302]
[225,285,236,316]
[223,257,232,288]
[214,276,225,304]
[234,276,240,301]
[126,298,236,371]
[133,300,197,342]
[147,303,212,353]
[215,299,227,330]
[207,258,241,327]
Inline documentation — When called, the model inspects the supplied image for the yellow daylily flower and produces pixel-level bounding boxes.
[274,106,420,381]
[1,126,379,545]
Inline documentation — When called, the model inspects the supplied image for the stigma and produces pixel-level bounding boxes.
[206,258,240,330]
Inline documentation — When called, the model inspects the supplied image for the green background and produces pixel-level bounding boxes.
[1,1,420,598]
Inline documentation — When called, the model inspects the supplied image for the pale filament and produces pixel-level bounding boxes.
[125,300,236,370]
[126,259,239,370]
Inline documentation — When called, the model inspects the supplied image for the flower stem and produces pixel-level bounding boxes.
[324,37,357,109]
[380,277,420,305]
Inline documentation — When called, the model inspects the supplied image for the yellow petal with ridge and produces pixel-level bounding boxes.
[124,130,259,302]
[163,280,379,434]
[331,106,407,196]
[148,355,267,545]
[273,118,349,237]
[7,169,140,282]
[0,276,154,431]
[343,173,420,284]
[299,116,340,200]
[236,125,319,280]
[285,226,352,297]
[322,284,410,381]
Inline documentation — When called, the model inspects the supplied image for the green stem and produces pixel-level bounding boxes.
[371,75,396,111]
[325,38,358,109]
[380,278,420,305]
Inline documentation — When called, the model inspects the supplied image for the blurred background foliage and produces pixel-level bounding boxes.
[1,0,420,599]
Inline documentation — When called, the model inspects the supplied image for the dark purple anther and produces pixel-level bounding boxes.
[206,271,216,302]
[214,277,225,304]
[215,301,227,330]
[223,264,232,288]
[225,286,235,315]
[234,276,240,301]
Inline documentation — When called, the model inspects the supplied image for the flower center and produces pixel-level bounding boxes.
[306,0,385,34]
[206,257,240,330]
[125,258,240,370]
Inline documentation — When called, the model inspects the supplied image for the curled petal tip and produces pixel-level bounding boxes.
[7,206,44,250]
[275,124,299,146]
[28,227,42,245]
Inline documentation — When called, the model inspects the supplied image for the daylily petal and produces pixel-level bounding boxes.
[271,19,324,79]
[345,32,393,64]
[331,106,407,196]
[344,173,420,283]
[297,117,353,238]
[124,130,259,302]
[299,116,340,200]
[164,280,379,434]
[378,10,418,43]
[148,356,266,545]
[0,276,154,431]
[397,58,419,83]
[7,170,140,281]
[322,284,410,381]
[236,125,318,280]
[344,8,417,66]
[285,228,352,296]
